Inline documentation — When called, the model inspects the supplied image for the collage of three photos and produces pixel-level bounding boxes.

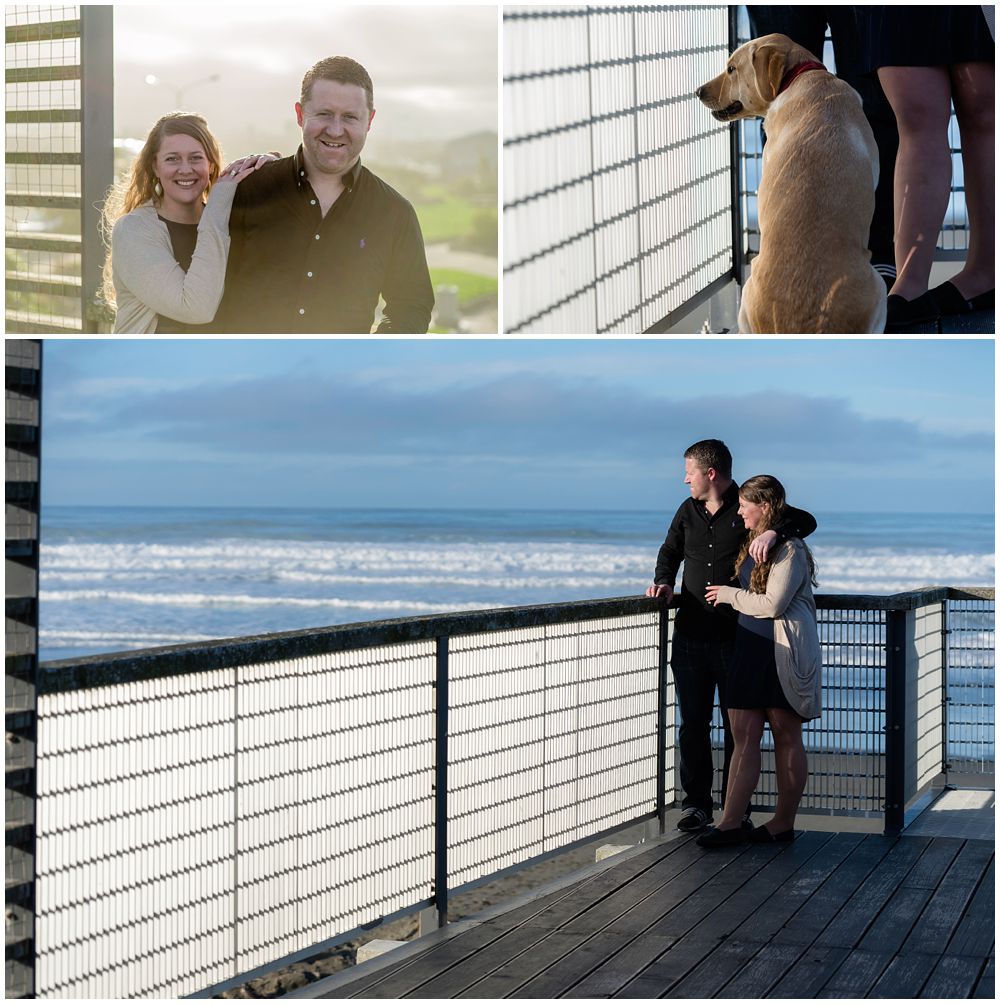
[4,3,995,1001]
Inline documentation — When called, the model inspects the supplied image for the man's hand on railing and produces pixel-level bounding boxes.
[645,583,674,602]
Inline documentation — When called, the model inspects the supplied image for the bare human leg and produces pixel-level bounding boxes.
[877,66,952,301]
[948,61,995,301]
[716,708,765,831]
[764,707,808,833]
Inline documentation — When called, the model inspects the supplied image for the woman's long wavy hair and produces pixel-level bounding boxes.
[733,474,817,593]
[99,112,223,308]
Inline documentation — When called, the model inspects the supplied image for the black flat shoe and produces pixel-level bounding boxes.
[885,291,940,332]
[930,281,994,315]
[971,288,995,311]
[697,825,749,848]
[750,824,795,843]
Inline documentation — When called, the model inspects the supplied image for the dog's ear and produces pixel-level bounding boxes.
[752,42,787,102]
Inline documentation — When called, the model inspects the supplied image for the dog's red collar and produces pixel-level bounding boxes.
[777,60,827,95]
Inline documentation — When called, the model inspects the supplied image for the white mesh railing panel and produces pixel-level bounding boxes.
[504,5,732,333]
[912,603,945,796]
[36,670,237,998]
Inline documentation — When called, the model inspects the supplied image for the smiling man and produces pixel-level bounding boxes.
[214,56,434,333]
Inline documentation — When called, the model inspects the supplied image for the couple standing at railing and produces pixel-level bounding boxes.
[100,56,434,334]
[645,439,820,848]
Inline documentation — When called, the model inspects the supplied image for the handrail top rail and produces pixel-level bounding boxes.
[37,586,993,695]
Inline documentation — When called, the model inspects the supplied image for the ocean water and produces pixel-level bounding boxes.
[38,505,994,663]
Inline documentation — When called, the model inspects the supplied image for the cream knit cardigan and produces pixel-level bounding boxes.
[111,180,237,334]
[713,538,822,720]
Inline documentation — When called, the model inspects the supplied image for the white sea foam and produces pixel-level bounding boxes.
[39,589,490,613]
[40,629,216,650]
[40,540,994,593]
[40,540,650,576]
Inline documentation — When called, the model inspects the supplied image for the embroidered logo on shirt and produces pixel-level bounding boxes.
[359,238,366,249]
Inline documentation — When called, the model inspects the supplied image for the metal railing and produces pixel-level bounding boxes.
[28,587,993,997]
[502,4,736,333]
[5,5,113,333]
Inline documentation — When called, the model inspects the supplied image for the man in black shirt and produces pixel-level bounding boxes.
[646,440,817,831]
[214,56,434,333]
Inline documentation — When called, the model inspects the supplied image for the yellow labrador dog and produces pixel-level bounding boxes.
[698,33,885,334]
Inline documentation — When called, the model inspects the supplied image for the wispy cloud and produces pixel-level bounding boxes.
[76,371,990,469]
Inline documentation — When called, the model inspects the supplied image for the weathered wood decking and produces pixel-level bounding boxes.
[299,830,994,999]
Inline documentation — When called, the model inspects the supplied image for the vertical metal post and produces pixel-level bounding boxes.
[940,598,952,787]
[727,5,745,288]
[5,340,43,998]
[655,610,670,834]
[79,5,115,332]
[433,637,449,928]
[884,609,907,836]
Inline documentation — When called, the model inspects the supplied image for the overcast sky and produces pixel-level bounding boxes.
[113,2,498,157]
[40,339,994,514]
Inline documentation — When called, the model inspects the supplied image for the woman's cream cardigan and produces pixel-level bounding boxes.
[713,538,822,720]
[111,180,237,334]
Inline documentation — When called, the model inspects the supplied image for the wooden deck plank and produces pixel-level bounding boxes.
[769,834,898,948]
[498,841,759,998]
[326,881,586,997]
[664,832,840,999]
[662,937,767,999]
[723,830,852,944]
[945,857,995,958]
[814,948,893,997]
[307,829,993,1002]
[920,955,989,998]
[901,834,964,889]
[337,841,681,998]
[863,951,937,998]
[901,840,994,957]
[811,836,931,949]
[763,945,853,999]
[856,885,933,954]
[446,839,713,998]
[557,843,788,998]
[972,956,995,999]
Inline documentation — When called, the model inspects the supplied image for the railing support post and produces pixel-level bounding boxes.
[656,610,670,834]
[941,599,952,787]
[433,636,450,928]
[727,5,745,289]
[79,5,115,332]
[884,609,907,836]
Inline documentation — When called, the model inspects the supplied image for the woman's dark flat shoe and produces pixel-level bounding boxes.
[697,825,749,848]
[930,281,994,315]
[886,293,935,323]
[750,824,795,843]
[885,292,940,331]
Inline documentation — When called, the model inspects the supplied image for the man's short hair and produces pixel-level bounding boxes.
[684,439,732,478]
[301,56,374,110]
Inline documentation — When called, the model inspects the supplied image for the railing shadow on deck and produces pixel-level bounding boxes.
[31,586,994,997]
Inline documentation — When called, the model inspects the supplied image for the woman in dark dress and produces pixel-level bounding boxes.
[862,6,995,330]
[698,476,821,848]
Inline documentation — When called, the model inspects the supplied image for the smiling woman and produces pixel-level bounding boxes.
[100,112,274,333]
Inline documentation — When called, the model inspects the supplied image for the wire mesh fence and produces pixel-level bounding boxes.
[947,596,996,777]
[29,589,994,997]
[503,5,734,333]
[5,4,112,333]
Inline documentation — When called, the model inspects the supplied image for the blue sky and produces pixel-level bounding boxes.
[40,339,994,514]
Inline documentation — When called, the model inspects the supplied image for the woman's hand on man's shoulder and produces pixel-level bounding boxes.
[218,152,280,185]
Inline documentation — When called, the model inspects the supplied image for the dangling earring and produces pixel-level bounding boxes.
[153,179,163,198]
